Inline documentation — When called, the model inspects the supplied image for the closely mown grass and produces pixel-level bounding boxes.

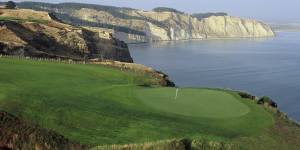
[136,88,250,118]
[0,16,48,23]
[0,57,274,146]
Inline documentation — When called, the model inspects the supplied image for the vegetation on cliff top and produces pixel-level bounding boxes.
[4,1,16,9]
[0,16,48,23]
[152,7,185,14]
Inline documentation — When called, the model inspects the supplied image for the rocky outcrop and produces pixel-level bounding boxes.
[16,2,275,43]
[90,59,175,87]
[0,9,133,62]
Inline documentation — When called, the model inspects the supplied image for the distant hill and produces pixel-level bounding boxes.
[15,1,274,43]
[269,23,300,32]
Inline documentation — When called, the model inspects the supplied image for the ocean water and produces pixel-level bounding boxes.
[129,32,300,122]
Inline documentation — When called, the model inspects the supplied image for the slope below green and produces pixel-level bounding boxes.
[0,58,273,145]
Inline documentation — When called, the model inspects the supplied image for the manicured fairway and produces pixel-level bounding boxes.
[0,58,274,145]
[136,88,250,118]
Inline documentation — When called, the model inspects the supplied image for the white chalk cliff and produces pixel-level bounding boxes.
[70,9,274,43]
[18,3,274,43]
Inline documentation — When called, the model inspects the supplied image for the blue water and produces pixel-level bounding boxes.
[129,32,300,122]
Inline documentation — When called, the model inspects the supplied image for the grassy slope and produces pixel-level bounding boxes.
[0,16,49,23]
[231,110,300,150]
[0,111,87,150]
[0,58,274,146]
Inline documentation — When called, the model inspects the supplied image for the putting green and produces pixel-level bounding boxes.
[136,88,250,118]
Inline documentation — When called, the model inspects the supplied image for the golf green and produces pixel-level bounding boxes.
[136,88,250,118]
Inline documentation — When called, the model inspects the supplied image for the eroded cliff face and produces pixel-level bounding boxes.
[201,16,274,38]
[15,2,275,43]
[69,8,275,43]
[0,9,133,62]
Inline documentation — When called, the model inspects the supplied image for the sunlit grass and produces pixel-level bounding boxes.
[0,57,273,145]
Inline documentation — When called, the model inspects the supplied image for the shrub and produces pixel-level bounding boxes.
[91,139,188,150]
[153,7,185,14]
[238,92,256,100]
[257,96,277,108]
[191,139,233,150]
[5,1,16,9]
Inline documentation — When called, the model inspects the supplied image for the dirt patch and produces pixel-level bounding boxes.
[0,111,89,150]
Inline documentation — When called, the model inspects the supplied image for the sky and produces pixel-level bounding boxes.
[5,0,300,23]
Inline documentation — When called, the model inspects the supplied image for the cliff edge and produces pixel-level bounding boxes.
[0,8,133,62]
[16,2,275,43]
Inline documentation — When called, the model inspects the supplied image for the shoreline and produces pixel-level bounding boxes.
[127,35,276,45]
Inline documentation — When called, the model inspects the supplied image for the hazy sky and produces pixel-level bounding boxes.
[6,0,300,23]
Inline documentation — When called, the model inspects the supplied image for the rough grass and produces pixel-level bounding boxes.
[0,16,48,23]
[90,139,189,150]
[0,111,87,150]
[0,58,274,146]
[231,110,300,150]
[91,138,235,150]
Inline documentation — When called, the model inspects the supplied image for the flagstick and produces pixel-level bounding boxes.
[175,88,179,100]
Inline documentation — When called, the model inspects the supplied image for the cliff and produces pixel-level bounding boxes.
[89,59,175,87]
[73,10,274,42]
[16,2,275,43]
[0,8,133,62]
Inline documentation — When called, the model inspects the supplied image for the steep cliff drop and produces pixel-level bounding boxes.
[16,2,275,43]
[0,8,133,62]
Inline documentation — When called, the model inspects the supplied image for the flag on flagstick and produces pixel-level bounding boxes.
[175,88,179,100]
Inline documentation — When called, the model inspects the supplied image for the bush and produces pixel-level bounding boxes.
[91,139,188,150]
[238,92,256,100]
[191,139,233,150]
[257,96,277,108]
[192,12,228,20]
[153,7,185,14]
[5,1,16,9]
